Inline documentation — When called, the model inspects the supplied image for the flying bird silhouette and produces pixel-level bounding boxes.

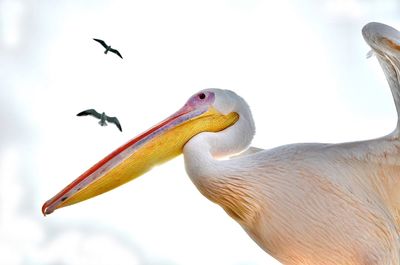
[77,109,122,132]
[93,38,123,59]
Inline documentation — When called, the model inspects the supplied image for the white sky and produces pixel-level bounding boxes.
[1,0,400,264]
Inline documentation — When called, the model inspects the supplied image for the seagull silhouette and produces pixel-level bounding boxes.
[77,109,122,132]
[93,38,123,59]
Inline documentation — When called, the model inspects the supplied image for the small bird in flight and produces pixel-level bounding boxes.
[93,38,123,59]
[77,109,122,132]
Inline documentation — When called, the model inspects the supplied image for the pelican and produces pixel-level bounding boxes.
[43,22,400,264]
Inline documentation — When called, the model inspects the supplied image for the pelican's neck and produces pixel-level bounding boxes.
[183,108,255,181]
[183,133,217,187]
[362,23,400,134]
[183,114,259,223]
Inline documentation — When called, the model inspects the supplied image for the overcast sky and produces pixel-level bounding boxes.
[1,0,400,264]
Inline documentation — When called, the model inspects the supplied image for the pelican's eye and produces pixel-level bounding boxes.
[185,91,214,108]
[198,93,206,100]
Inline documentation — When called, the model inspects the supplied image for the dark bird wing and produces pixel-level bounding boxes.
[77,109,102,119]
[93,38,108,49]
[109,48,123,59]
[106,116,122,132]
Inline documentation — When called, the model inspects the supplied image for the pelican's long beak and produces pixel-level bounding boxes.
[42,98,239,215]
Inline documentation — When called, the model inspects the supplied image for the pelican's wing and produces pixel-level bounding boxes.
[361,22,400,228]
[77,109,102,119]
[106,116,122,132]
[109,48,123,59]
[93,38,108,48]
[363,23,400,136]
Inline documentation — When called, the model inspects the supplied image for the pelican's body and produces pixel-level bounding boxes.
[43,22,400,264]
[186,139,400,264]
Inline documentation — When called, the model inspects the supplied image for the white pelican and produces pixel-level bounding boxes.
[43,22,400,264]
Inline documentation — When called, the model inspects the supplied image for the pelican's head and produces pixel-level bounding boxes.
[42,88,252,215]
[193,89,255,158]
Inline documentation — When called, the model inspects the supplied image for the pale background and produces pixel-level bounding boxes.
[1,0,399,264]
